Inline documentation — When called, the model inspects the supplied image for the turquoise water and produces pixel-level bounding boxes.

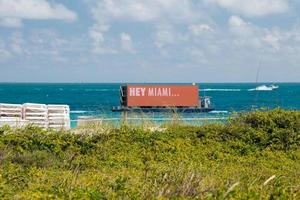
[1,83,299,126]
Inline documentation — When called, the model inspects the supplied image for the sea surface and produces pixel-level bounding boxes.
[0,83,299,127]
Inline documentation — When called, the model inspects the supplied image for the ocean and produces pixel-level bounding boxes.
[1,83,299,127]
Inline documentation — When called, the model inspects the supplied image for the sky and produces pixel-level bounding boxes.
[0,0,300,83]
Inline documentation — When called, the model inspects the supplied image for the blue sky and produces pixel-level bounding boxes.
[0,0,300,82]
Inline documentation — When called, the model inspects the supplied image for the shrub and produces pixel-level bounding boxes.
[0,109,300,199]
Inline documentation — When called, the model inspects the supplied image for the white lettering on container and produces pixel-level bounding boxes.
[129,87,146,96]
[162,88,169,96]
[140,88,146,96]
[130,87,177,97]
[148,88,154,96]
[146,87,173,96]
[129,88,135,96]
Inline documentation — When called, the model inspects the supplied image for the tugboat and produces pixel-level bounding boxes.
[112,84,214,113]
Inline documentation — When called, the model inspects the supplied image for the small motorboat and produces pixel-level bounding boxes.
[248,85,279,91]
[270,85,279,90]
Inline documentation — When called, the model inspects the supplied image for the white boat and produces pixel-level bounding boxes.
[248,85,279,91]
[270,85,279,90]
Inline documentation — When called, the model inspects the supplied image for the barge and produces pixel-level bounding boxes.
[112,84,214,113]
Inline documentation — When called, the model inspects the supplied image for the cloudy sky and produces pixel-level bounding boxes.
[0,0,300,82]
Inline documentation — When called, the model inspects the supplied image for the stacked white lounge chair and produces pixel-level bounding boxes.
[0,103,70,130]
[0,103,26,127]
[47,105,70,130]
[23,103,48,128]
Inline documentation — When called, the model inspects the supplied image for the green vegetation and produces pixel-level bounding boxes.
[0,109,300,199]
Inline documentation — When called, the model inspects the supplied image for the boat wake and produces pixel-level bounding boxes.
[84,89,117,92]
[209,110,229,114]
[70,110,91,114]
[248,85,279,91]
[200,89,241,92]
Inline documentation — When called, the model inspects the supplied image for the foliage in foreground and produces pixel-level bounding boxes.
[0,109,300,199]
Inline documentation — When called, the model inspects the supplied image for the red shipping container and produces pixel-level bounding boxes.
[126,85,199,107]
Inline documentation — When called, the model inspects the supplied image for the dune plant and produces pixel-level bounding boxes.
[0,109,299,199]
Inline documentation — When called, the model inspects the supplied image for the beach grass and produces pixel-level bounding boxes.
[0,109,300,199]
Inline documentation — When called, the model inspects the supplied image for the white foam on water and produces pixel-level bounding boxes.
[95,117,228,121]
[200,89,241,92]
[70,110,91,114]
[84,89,117,92]
[209,110,229,114]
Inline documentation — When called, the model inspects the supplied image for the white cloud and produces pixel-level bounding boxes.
[206,0,289,17]
[120,33,134,53]
[0,30,86,64]
[263,34,280,50]
[89,24,117,54]
[0,17,22,27]
[0,0,77,27]
[228,16,268,49]
[9,32,27,55]
[0,39,11,62]
[228,15,255,36]
[89,24,108,46]
[0,48,11,61]
[227,15,300,52]
[189,24,214,36]
[88,0,209,54]
[155,24,177,49]
[91,0,199,23]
